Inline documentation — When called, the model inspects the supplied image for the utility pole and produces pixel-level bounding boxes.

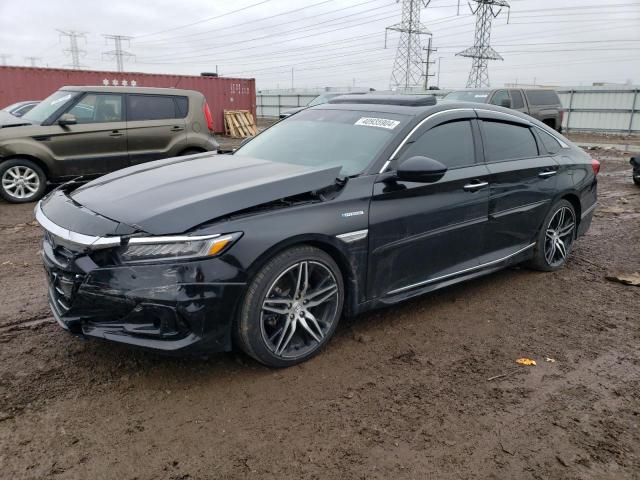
[422,36,437,89]
[25,56,40,67]
[291,67,294,91]
[0,54,11,66]
[57,30,87,69]
[456,0,509,88]
[102,35,134,72]
[437,56,442,87]
[385,0,432,91]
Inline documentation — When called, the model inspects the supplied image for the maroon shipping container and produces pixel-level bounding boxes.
[0,66,255,133]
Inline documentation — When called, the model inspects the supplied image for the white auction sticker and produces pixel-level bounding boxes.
[354,117,400,130]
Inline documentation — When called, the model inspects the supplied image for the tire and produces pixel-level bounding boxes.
[528,199,577,271]
[633,173,640,186]
[236,245,344,367]
[0,158,47,203]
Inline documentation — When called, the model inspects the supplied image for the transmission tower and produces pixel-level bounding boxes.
[456,0,509,88]
[0,54,11,66]
[57,30,87,69]
[102,35,134,72]
[25,56,41,67]
[385,0,432,90]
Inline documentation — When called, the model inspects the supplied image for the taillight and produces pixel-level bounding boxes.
[203,102,214,132]
[591,158,600,176]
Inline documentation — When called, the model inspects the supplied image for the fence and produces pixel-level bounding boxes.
[257,94,318,118]
[558,88,639,133]
[258,87,640,134]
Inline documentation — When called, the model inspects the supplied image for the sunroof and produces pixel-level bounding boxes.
[328,94,437,107]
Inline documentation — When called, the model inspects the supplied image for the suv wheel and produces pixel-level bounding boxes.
[0,159,47,203]
[528,199,576,271]
[236,246,344,367]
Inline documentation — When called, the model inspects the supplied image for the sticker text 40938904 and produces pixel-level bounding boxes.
[354,117,400,130]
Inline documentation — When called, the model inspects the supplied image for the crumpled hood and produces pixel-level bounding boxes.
[71,153,341,235]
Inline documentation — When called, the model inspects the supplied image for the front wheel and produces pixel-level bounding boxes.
[236,246,344,367]
[0,159,47,203]
[528,199,577,271]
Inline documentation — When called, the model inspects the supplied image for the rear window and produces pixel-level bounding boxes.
[175,96,189,117]
[127,95,179,121]
[444,90,490,103]
[525,90,560,106]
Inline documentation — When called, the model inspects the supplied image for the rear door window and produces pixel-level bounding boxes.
[536,129,563,155]
[525,90,560,106]
[510,90,525,109]
[401,120,475,169]
[481,121,539,162]
[127,95,178,121]
[67,94,123,124]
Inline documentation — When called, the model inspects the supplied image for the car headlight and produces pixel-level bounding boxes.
[119,232,242,263]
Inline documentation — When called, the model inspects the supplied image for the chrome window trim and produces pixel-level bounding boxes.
[380,108,476,173]
[386,242,536,296]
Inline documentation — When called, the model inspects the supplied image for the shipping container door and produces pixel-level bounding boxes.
[125,94,187,165]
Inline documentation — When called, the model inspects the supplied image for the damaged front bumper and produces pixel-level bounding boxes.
[37,198,246,355]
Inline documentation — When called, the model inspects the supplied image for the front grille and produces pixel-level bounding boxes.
[43,232,86,316]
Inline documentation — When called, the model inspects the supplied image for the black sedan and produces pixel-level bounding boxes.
[35,95,598,367]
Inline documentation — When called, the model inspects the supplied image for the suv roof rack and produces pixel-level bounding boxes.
[328,94,437,107]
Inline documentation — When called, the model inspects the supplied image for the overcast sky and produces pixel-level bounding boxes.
[1,0,639,91]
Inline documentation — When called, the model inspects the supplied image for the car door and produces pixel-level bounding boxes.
[477,110,559,261]
[508,89,528,115]
[126,94,187,165]
[367,110,491,299]
[44,92,128,176]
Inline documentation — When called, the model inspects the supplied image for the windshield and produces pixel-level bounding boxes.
[235,109,409,176]
[22,90,79,124]
[444,90,491,103]
[307,94,339,107]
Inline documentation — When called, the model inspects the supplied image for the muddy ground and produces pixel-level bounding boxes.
[0,134,639,479]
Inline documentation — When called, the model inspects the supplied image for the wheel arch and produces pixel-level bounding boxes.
[560,192,582,226]
[1,154,50,177]
[245,234,362,317]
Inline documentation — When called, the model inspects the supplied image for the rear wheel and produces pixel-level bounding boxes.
[236,246,344,367]
[528,199,577,271]
[0,159,47,203]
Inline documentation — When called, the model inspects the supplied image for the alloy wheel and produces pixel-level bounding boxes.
[544,206,576,267]
[260,260,340,360]
[2,166,40,200]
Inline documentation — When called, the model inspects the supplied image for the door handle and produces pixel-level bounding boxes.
[109,130,124,138]
[538,170,557,178]
[463,180,489,192]
[170,126,184,132]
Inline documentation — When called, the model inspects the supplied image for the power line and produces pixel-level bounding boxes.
[0,54,11,66]
[135,0,275,38]
[102,34,135,72]
[57,30,87,69]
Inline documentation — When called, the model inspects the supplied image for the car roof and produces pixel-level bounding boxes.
[60,85,201,96]
[314,96,551,126]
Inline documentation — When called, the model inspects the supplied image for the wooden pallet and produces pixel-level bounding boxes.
[224,110,258,138]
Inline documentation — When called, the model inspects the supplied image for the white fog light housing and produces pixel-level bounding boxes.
[119,232,242,263]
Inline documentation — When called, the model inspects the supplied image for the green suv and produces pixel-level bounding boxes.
[0,86,219,203]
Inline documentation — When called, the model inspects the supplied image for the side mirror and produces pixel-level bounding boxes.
[58,113,77,126]
[397,156,448,183]
[631,156,639,167]
[500,98,512,108]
